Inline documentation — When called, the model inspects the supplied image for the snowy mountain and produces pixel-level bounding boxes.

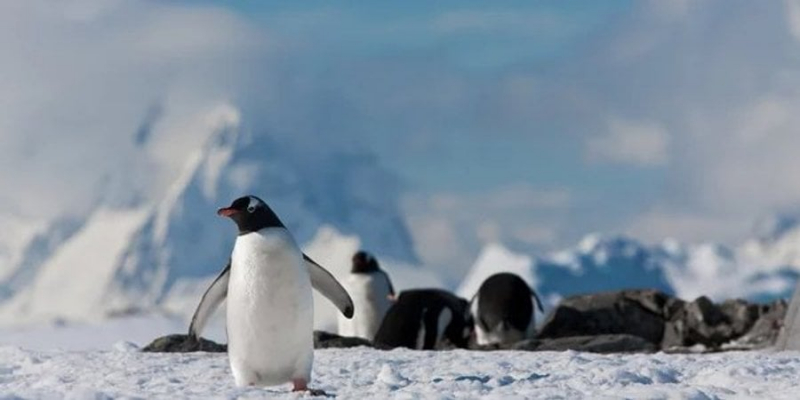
[0,105,422,325]
[459,225,800,307]
[4,104,800,327]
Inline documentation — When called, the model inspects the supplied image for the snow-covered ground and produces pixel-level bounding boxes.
[2,316,797,398]
[0,345,798,399]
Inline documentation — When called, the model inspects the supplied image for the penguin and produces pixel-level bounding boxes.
[337,250,395,341]
[186,195,354,394]
[470,272,544,346]
[373,289,473,350]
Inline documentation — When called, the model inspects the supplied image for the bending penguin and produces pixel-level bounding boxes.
[470,272,544,346]
[373,289,473,350]
[337,250,395,341]
[187,195,354,394]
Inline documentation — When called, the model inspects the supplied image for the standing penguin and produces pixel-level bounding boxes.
[187,195,354,393]
[373,289,473,350]
[337,251,395,341]
[470,272,544,346]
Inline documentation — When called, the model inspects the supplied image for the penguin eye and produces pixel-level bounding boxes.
[247,205,257,213]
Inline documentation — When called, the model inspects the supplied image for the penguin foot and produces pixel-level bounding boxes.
[292,379,329,397]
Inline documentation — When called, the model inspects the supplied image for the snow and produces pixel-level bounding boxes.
[0,344,798,399]
[1,316,795,399]
[1,209,151,323]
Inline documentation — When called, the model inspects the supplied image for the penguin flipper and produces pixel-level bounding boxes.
[303,253,355,319]
[530,288,545,313]
[188,261,231,339]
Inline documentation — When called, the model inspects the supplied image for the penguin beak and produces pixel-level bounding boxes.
[217,207,238,217]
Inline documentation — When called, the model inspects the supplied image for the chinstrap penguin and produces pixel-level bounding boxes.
[187,195,354,394]
[337,250,395,341]
[470,272,544,346]
[373,289,473,350]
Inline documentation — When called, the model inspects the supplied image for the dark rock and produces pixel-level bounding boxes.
[537,289,784,353]
[472,334,657,353]
[719,299,761,336]
[730,299,787,349]
[537,289,673,345]
[314,331,372,349]
[141,334,226,353]
[516,334,657,353]
[662,297,784,350]
[142,331,373,352]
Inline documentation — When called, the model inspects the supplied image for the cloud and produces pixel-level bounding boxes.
[585,118,670,167]
[625,208,749,244]
[530,0,800,244]
[8,0,800,268]
[403,184,570,281]
[0,1,265,220]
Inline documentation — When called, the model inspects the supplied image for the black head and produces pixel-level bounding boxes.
[351,250,380,273]
[217,195,285,235]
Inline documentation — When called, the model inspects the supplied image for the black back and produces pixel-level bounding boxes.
[218,195,285,235]
[476,273,541,332]
[374,289,472,350]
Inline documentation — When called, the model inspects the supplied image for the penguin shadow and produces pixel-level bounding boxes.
[235,386,335,398]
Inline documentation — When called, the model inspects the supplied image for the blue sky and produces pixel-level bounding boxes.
[4,1,800,270]
[188,0,675,258]
[196,0,635,187]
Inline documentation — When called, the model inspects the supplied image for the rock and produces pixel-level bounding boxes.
[141,331,371,352]
[536,289,784,353]
[729,300,787,349]
[141,334,226,353]
[537,289,673,345]
[664,296,734,349]
[314,331,372,349]
[513,334,658,353]
[719,299,761,336]
[662,297,784,350]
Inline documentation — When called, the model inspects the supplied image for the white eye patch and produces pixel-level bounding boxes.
[247,197,261,213]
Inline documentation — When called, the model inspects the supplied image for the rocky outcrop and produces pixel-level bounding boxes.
[537,290,676,345]
[537,289,786,352]
[313,331,373,349]
[475,334,657,353]
[141,334,226,353]
[141,331,373,353]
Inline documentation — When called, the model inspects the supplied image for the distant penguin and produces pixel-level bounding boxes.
[470,272,544,346]
[186,195,354,394]
[338,251,395,341]
[373,289,473,350]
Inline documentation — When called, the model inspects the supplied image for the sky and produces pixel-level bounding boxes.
[4,0,800,270]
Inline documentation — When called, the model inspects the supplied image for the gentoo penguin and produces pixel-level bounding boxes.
[337,250,395,341]
[373,289,473,350]
[187,195,354,393]
[470,272,544,346]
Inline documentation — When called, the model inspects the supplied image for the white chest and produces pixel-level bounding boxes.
[226,228,314,386]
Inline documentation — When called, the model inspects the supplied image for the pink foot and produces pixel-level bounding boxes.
[292,379,327,396]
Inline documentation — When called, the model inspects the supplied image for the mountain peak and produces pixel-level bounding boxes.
[753,213,800,242]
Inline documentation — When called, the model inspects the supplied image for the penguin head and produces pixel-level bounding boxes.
[352,250,379,273]
[217,195,285,235]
